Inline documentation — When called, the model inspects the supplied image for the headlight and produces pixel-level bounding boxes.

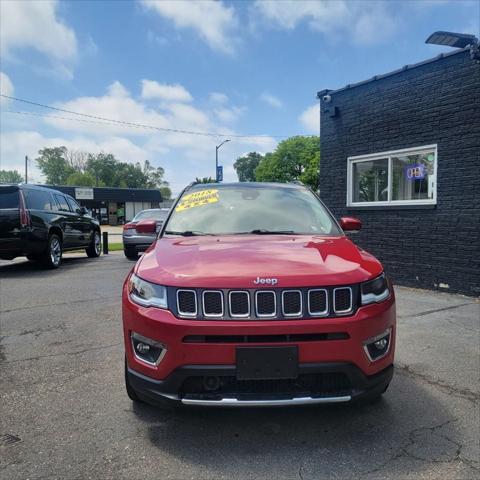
[361,273,390,305]
[128,274,168,308]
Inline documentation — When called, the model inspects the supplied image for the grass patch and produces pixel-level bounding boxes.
[107,243,123,252]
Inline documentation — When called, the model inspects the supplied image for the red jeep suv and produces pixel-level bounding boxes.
[123,182,395,407]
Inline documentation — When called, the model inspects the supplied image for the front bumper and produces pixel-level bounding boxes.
[123,283,396,406]
[123,234,156,252]
[127,362,394,406]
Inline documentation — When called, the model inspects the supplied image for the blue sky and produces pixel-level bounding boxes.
[1,0,479,193]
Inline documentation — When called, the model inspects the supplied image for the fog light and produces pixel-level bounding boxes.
[363,328,391,362]
[136,342,150,354]
[131,332,167,366]
[374,338,388,350]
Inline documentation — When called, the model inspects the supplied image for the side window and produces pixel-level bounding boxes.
[25,189,54,211]
[54,194,71,212]
[66,197,81,213]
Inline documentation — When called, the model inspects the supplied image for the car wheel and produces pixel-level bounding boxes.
[125,358,143,403]
[86,230,101,258]
[42,234,62,269]
[124,247,138,260]
[356,382,390,406]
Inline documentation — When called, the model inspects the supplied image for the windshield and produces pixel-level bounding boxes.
[133,210,168,222]
[165,184,341,235]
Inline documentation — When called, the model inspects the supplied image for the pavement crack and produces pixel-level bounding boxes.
[298,466,305,480]
[1,342,122,364]
[361,418,461,475]
[397,363,480,404]
[397,302,474,319]
[1,295,120,314]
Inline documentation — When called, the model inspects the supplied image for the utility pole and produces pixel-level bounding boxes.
[25,155,28,184]
[215,139,230,182]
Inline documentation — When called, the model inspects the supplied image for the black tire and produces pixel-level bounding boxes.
[124,247,138,260]
[356,382,390,406]
[86,230,101,258]
[42,234,62,269]
[125,359,143,403]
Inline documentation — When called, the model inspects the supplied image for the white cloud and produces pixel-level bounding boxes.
[0,130,154,182]
[141,80,193,102]
[140,0,238,54]
[0,0,77,61]
[253,0,397,45]
[299,104,320,134]
[209,92,229,104]
[214,106,246,123]
[0,72,14,105]
[146,30,169,46]
[1,80,277,193]
[260,92,283,109]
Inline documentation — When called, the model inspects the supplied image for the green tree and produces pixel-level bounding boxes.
[85,153,119,186]
[233,152,263,182]
[254,136,320,191]
[195,177,216,184]
[36,147,75,184]
[159,185,172,200]
[65,171,102,187]
[0,169,23,184]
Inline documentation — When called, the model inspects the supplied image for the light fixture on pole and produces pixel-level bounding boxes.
[426,31,479,60]
[215,139,230,182]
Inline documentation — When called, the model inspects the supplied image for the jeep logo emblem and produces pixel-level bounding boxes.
[254,277,278,286]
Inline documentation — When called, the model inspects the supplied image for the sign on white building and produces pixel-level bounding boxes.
[75,187,94,200]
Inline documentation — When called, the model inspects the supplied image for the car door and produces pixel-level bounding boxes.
[53,193,79,248]
[66,197,91,247]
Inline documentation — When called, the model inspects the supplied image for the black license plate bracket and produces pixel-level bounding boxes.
[236,346,298,380]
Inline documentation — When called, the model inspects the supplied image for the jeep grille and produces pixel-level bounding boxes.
[171,286,356,320]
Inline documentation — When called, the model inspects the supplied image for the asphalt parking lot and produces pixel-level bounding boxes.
[1,252,479,479]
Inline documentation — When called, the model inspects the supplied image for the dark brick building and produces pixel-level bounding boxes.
[317,47,479,296]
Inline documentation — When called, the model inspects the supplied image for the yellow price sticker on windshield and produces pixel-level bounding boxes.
[175,189,219,212]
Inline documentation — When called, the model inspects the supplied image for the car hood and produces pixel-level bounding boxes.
[135,234,383,288]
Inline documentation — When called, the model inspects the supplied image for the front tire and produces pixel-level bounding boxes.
[124,246,138,260]
[86,230,101,258]
[42,234,62,268]
[125,359,142,403]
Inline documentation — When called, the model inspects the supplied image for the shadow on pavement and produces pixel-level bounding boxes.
[130,374,460,478]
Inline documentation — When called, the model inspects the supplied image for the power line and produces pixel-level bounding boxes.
[1,94,312,140]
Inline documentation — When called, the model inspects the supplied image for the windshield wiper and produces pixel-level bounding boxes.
[164,230,213,236]
[247,229,297,235]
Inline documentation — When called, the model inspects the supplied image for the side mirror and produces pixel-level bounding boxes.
[340,216,362,232]
[78,206,88,215]
[136,219,157,234]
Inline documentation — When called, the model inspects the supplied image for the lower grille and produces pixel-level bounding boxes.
[183,332,349,343]
[180,373,351,398]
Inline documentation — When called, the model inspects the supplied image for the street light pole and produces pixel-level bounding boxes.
[215,139,230,182]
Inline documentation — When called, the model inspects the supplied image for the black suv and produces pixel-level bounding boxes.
[0,184,101,268]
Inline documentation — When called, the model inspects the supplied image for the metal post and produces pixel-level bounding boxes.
[215,139,230,182]
[102,231,109,254]
[25,156,28,184]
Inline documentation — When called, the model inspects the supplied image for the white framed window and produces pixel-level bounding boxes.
[347,145,437,207]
